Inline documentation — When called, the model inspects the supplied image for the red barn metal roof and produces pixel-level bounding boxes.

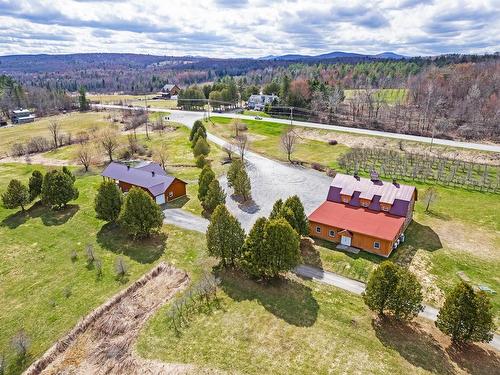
[308,201,405,241]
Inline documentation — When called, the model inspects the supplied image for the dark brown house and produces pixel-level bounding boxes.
[160,84,181,99]
[101,161,187,204]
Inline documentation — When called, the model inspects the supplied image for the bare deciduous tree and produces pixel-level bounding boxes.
[280,127,298,162]
[422,187,438,212]
[47,121,61,149]
[153,144,168,170]
[77,144,94,172]
[11,330,30,357]
[235,134,248,160]
[99,127,119,162]
[223,141,235,161]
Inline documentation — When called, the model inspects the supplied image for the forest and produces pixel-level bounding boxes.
[1,53,498,141]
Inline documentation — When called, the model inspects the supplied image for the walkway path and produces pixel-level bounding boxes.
[95,104,500,153]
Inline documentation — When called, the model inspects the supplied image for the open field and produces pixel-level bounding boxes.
[138,269,499,375]
[0,112,112,157]
[0,163,215,375]
[344,88,409,104]
[88,94,178,109]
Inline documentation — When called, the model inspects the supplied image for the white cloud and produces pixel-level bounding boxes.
[0,0,498,56]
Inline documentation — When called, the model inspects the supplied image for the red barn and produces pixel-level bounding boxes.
[308,172,417,257]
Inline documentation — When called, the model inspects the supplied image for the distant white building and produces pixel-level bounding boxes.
[11,109,35,124]
[247,94,278,111]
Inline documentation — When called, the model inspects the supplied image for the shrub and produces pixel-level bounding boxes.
[281,195,309,236]
[436,281,494,344]
[95,259,103,278]
[232,167,252,202]
[41,169,79,209]
[206,205,245,267]
[227,159,244,188]
[70,250,78,262]
[28,170,43,201]
[11,330,30,357]
[311,162,326,172]
[328,139,338,145]
[1,179,30,212]
[86,244,96,265]
[11,143,26,157]
[191,127,207,148]
[94,180,123,222]
[119,187,163,238]
[195,155,207,168]
[115,257,128,279]
[189,120,206,141]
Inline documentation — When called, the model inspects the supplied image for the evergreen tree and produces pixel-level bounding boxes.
[189,120,206,141]
[193,137,210,157]
[233,167,252,202]
[62,166,76,182]
[261,218,301,278]
[94,180,123,222]
[436,281,494,344]
[202,180,226,214]
[241,217,268,277]
[119,187,163,238]
[206,204,245,267]
[197,165,215,202]
[1,179,30,212]
[282,195,309,236]
[78,86,89,111]
[363,261,423,320]
[41,169,79,209]
[28,170,43,201]
[191,127,207,148]
[227,159,244,188]
[269,198,283,220]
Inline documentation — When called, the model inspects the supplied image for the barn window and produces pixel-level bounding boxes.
[316,226,321,233]
[328,230,335,237]
[382,205,389,212]
[373,242,381,249]
[361,201,369,207]
[168,192,173,198]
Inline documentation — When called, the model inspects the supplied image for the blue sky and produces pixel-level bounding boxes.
[0,0,498,57]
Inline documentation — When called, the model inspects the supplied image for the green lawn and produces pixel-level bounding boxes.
[0,112,113,157]
[344,88,408,104]
[242,110,271,118]
[0,163,215,374]
[137,269,498,375]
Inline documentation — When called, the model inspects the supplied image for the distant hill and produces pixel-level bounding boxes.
[259,51,406,61]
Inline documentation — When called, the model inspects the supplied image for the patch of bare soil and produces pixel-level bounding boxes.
[25,263,205,375]
[0,154,77,166]
[426,216,499,261]
[298,129,500,165]
[408,250,446,307]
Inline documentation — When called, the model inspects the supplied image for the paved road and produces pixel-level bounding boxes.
[97,104,500,350]
[95,104,500,153]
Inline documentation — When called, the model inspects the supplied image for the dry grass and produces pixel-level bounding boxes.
[25,262,191,375]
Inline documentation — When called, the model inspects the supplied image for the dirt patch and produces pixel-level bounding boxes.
[25,263,201,375]
[425,217,499,261]
[0,154,78,166]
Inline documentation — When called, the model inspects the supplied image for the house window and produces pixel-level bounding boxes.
[329,230,335,237]
[342,197,349,203]
[316,226,321,233]
[382,206,389,212]
[168,191,174,198]
[373,242,381,249]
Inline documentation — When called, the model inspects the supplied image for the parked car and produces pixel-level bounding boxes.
[255,116,262,120]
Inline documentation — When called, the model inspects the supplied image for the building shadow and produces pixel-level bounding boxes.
[218,269,319,327]
[1,202,79,229]
[446,343,500,375]
[372,318,456,375]
[96,223,166,264]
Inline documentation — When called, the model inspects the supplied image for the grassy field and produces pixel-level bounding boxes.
[88,94,178,109]
[137,268,499,374]
[0,112,113,157]
[0,163,215,374]
[344,88,408,104]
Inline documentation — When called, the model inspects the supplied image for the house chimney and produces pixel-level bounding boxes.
[370,170,380,182]
[353,171,360,181]
[392,178,399,187]
[152,171,155,177]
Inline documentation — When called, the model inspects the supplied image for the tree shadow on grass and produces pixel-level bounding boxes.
[372,318,455,375]
[217,269,318,327]
[446,343,500,375]
[1,201,79,229]
[96,223,167,264]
